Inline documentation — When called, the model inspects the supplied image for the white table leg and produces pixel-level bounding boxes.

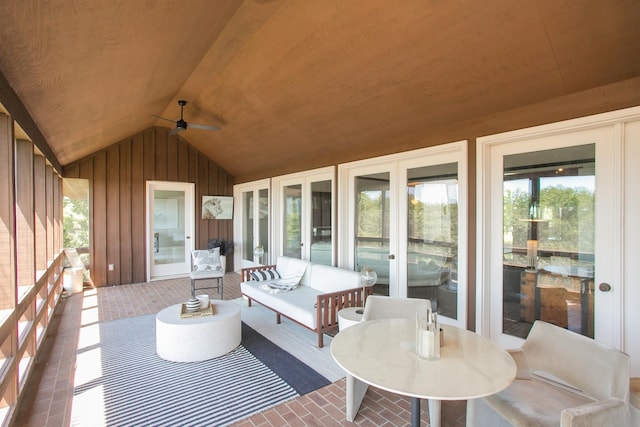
[428,399,442,427]
[465,399,475,427]
[345,374,369,421]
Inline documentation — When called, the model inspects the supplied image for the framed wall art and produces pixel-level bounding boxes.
[202,196,233,219]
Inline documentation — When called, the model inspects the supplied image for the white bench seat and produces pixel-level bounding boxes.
[241,257,370,347]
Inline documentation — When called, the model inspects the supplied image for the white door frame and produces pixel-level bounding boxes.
[338,141,468,327]
[476,106,640,351]
[271,166,335,262]
[145,181,195,281]
[233,178,271,269]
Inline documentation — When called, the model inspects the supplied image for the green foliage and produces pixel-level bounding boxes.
[284,196,301,253]
[503,185,595,253]
[63,197,89,249]
[358,191,387,237]
[408,198,458,243]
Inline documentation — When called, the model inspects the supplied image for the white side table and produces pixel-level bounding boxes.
[156,301,241,362]
[338,307,364,331]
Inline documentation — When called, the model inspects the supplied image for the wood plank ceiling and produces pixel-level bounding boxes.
[0,0,639,182]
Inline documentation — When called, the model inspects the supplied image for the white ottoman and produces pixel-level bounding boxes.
[338,307,364,331]
[156,301,241,362]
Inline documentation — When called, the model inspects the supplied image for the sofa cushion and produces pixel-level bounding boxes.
[308,264,360,293]
[241,281,321,329]
[250,268,281,281]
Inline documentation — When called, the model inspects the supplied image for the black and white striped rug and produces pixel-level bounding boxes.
[71,314,328,426]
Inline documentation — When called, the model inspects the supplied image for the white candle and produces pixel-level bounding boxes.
[421,329,435,358]
[196,294,209,309]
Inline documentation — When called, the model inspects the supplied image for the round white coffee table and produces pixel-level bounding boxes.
[156,301,241,362]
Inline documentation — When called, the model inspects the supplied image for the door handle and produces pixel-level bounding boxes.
[185,236,191,239]
[599,282,612,292]
[388,254,395,260]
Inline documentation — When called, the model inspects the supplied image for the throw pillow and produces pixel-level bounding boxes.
[192,248,222,272]
[250,268,281,281]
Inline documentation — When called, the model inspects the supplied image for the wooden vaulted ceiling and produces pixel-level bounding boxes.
[0,0,639,182]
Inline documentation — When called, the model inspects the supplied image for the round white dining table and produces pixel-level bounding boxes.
[330,318,516,427]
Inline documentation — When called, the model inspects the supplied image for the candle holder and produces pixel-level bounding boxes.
[416,309,440,360]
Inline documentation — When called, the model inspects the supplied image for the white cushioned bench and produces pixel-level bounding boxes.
[240,256,371,347]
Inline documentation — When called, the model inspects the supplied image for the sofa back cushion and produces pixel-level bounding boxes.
[522,320,630,401]
[275,256,310,286]
[308,264,360,293]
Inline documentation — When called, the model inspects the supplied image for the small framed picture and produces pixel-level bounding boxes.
[202,196,233,219]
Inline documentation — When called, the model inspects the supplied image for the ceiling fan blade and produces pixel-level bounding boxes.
[188,122,221,131]
[151,114,176,124]
[169,127,185,136]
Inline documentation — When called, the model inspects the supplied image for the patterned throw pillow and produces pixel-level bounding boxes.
[250,268,281,281]
[192,248,222,272]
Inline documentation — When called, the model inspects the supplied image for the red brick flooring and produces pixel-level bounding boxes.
[13,275,466,426]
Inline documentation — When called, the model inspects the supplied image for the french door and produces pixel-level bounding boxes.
[233,179,270,268]
[271,167,334,265]
[146,181,194,280]
[477,116,628,350]
[339,142,468,327]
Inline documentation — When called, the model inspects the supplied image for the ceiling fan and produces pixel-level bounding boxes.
[153,100,220,135]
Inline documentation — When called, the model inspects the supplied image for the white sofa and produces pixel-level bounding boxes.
[467,320,632,427]
[240,256,370,348]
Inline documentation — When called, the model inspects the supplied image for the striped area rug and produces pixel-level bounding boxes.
[71,314,314,427]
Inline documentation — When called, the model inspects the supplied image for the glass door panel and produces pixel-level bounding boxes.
[502,144,595,339]
[283,184,302,258]
[340,142,467,324]
[258,188,270,263]
[153,190,185,265]
[310,180,332,265]
[147,181,194,280]
[242,190,254,261]
[234,179,270,268]
[355,173,390,296]
[407,163,459,318]
[272,168,334,263]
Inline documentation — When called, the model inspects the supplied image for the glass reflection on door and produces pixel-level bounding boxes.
[502,144,595,339]
[242,190,254,261]
[310,180,332,265]
[241,187,270,266]
[407,163,458,318]
[355,173,390,295]
[258,188,269,263]
[283,184,302,258]
[153,190,186,265]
